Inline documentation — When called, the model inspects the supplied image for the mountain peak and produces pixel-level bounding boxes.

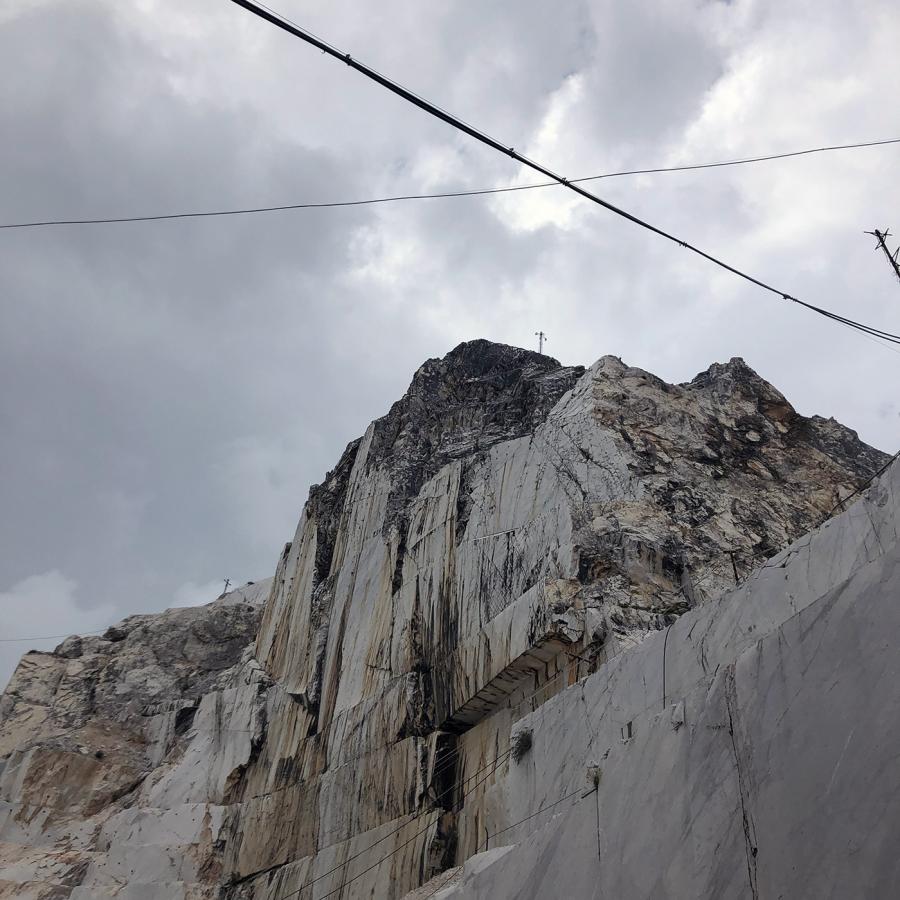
[427,338,562,375]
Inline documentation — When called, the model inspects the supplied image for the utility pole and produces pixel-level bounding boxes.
[865,228,900,286]
[535,331,547,354]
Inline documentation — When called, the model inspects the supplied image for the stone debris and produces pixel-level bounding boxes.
[0,339,894,899]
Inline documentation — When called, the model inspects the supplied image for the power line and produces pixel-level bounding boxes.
[278,749,512,900]
[227,0,900,348]
[419,787,589,899]
[318,758,507,900]
[823,449,900,521]
[479,786,585,853]
[242,725,469,805]
[2,138,898,230]
[0,627,108,643]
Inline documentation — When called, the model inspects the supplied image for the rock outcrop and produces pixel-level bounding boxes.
[0,340,893,899]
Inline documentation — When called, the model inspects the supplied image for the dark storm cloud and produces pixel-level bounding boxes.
[0,0,398,675]
[1,0,898,684]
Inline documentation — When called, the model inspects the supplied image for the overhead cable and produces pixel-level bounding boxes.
[282,750,512,900]
[824,450,900,520]
[227,0,900,347]
[419,787,588,898]
[2,138,898,230]
[0,627,108,643]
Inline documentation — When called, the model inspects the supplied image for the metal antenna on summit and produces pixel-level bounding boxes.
[535,331,547,354]
[865,228,900,287]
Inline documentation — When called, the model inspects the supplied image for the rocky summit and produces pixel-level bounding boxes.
[1,340,897,899]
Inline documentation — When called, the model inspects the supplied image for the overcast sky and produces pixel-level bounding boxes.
[1,0,899,688]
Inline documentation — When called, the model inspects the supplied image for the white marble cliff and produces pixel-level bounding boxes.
[0,340,896,899]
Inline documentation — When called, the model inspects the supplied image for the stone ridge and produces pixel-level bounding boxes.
[686,356,886,480]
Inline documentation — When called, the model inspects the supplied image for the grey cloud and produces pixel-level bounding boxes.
[578,1,724,148]
[1,0,898,690]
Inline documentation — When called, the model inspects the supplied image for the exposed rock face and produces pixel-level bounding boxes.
[411,448,900,900]
[0,341,892,899]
